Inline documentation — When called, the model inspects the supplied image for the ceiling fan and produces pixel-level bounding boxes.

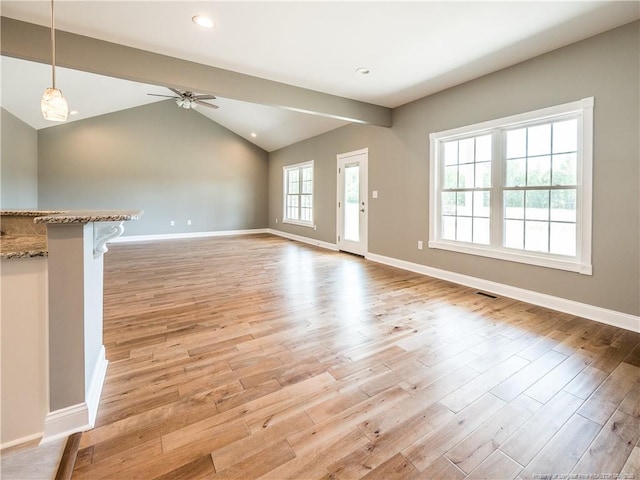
[147,87,219,110]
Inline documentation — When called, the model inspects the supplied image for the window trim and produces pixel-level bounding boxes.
[283,160,314,228]
[429,97,594,275]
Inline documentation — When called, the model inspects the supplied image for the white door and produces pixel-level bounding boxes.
[337,148,368,256]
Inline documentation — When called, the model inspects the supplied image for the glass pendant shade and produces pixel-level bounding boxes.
[41,87,69,121]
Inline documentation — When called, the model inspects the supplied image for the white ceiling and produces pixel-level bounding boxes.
[1,1,638,151]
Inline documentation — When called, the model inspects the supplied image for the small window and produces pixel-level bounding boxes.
[429,98,593,274]
[283,161,314,227]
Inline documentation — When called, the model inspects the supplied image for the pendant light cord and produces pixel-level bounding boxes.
[50,0,56,88]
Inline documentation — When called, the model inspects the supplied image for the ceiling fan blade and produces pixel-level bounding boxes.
[168,87,183,97]
[147,93,178,98]
[194,94,217,100]
[197,101,219,110]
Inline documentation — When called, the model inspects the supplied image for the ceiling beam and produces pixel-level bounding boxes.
[1,17,392,127]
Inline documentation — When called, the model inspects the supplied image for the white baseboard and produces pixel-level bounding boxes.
[39,348,108,445]
[86,347,108,427]
[267,229,338,251]
[366,252,640,333]
[0,432,44,450]
[111,228,269,243]
[40,403,91,445]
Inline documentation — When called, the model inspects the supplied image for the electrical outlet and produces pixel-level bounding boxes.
[187,220,192,226]
[170,220,175,226]
[314,224,317,230]
[418,240,423,250]
[275,218,278,224]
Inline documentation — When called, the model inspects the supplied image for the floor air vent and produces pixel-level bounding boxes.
[476,291,498,299]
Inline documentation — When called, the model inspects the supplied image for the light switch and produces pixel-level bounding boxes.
[372,190,378,199]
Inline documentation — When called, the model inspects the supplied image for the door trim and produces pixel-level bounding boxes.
[336,148,368,256]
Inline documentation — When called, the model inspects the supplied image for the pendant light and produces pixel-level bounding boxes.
[41,0,68,121]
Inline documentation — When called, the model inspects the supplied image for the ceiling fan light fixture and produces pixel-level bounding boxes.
[41,87,69,122]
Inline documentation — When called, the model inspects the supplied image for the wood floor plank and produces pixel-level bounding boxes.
[465,450,522,480]
[517,414,602,480]
[523,349,594,404]
[414,456,465,480]
[151,454,215,480]
[439,355,529,412]
[359,453,419,480]
[209,440,296,480]
[489,349,567,403]
[288,386,410,458]
[403,393,506,471]
[257,428,369,480]
[572,410,640,475]
[576,361,639,425]
[499,390,583,466]
[326,402,453,480]
[68,235,640,479]
[445,394,541,474]
[562,365,609,400]
[621,446,640,480]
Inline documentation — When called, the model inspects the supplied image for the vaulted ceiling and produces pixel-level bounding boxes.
[1,1,638,151]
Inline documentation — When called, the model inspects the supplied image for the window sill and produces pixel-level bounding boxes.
[428,240,592,275]
[283,219,314,228]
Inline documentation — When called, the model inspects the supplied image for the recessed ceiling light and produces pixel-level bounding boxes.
[69,110,78,115]
[192,15,215,29]
[356,68,370,75]
[250,133,257,138]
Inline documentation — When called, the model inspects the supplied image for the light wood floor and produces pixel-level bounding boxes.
[73,234,640,479]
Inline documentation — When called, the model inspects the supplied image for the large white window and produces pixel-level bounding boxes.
[429,98,593,274]
[283,160,314,227]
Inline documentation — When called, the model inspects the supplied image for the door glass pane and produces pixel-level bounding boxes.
[344,164,360,242]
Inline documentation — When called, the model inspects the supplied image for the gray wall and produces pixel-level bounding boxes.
[38,100,269,236]
[269,21,640,316]
[1,108,38,208]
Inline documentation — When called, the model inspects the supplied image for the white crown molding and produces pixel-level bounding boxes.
[366,252,640,334]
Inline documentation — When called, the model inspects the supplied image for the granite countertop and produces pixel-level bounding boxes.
[0,235,48,259]
[1,209,143,259]
[33,210,143,224]
[1,210,65,217]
